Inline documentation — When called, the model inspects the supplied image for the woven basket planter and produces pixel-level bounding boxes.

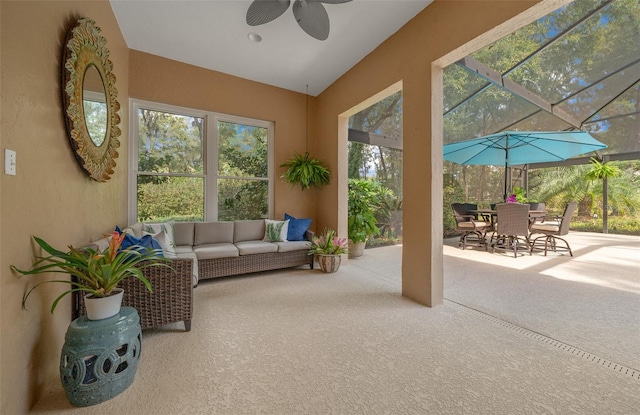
[316,254,342,273]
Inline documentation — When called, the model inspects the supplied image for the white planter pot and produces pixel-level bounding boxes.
[84,288,124,320]
[348,240,366,258]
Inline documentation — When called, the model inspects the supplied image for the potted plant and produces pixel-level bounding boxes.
[308,228,348,273]
[347,179,381,258]
[11,230,168,320]
[280,151,331,190]
[506,186,529,203]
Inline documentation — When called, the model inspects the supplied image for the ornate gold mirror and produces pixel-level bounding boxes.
[62,17,120,182]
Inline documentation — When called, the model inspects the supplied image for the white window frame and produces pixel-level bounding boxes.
[128,99,274,224]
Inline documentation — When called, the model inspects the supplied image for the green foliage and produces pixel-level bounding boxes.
[528,161,640,228]
[308,229,348,255]
[348,179,382,243]
[374,190,402,239]
[218,179,268,221]
[138,176,204,222]
[570,216,640,235]
[585,157,621,181]
[11,233,168,314]
[218,121,268,177]
[280,152,331,190]
[511,186,528,203]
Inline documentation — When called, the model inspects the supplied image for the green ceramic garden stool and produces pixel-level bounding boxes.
[60,306,142,407]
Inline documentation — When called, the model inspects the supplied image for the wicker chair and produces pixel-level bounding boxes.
[491,203,531,258]
[451,203,491,249]
[530,202,577,256]
[72,258,194,331]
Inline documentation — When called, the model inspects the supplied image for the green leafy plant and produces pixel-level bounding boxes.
[280,152,331,190]
[507,186,528,203]
[308,229,348,255]
[11,231,168,314]
[585,157,621,181]
[348,179,381,243]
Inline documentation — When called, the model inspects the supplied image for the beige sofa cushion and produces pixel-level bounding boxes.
[195,222,234,246]
[173,222,195,246]
[235,241,278,255]
[274,241,311,253]
[194,243,239,260]
[234,220,265,243]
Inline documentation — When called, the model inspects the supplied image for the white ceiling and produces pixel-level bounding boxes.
[109,0,433,96]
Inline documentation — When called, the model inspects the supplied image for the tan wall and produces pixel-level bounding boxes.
[0,1,129,413]
[128,51,317,221]
[314,0,543,306]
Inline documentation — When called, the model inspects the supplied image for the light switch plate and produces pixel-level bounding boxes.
[5,149,16,175]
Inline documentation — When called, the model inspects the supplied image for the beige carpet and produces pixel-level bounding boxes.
[32,235,639,414]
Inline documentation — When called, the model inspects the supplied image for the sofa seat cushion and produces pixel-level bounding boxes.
[175,251,199,286]
[194,243,239,260]
[274,241,311,253]
[235,241,278,255]
[174,245,194,255]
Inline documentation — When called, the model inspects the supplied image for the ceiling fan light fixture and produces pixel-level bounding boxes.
[246,0,352,41]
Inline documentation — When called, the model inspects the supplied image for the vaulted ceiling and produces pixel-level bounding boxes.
[110,0,433,96]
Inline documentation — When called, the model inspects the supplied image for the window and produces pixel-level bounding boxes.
[129,101,273,223]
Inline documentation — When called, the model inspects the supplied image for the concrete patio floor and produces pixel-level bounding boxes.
[347,231,640,371]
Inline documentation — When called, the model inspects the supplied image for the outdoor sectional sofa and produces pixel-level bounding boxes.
[73,219,313,331]
[172,220,314,282]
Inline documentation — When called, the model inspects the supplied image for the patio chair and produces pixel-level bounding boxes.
[491,203,531,258]
[530,202,577,256]
[527,202,547,228]
[451,203,491,249]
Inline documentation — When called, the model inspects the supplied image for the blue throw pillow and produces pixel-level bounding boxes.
[284,213,312,241]
[116,226,163,255]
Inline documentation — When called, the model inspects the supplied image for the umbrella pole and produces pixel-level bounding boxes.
[503,147,509,201]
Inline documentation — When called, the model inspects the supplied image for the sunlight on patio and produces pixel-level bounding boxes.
[540,245,640,294]
[443,232,640,294]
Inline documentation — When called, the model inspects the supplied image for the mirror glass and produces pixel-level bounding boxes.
[82,65,107,146]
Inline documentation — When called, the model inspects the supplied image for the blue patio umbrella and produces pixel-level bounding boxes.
[443,130,607,200]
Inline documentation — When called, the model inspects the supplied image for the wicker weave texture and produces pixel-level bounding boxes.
[73,258,194,331]
[198,249,312,281]
[495,203,530,236]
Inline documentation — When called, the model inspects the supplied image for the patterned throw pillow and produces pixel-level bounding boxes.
[117,226,163,255]
[142,222,177,258]
[263,219,289,242]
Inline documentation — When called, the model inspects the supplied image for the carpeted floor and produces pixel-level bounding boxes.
[31,233,639,414]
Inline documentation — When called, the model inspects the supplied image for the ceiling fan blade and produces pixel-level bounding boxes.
[246,0,291,26]
[293,0,330,40]
[318,0,353,3]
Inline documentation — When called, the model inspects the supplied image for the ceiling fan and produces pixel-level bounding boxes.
[246,0,353,41]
